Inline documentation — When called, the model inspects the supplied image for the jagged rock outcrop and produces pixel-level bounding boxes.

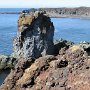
[65,46,90,90]
[13,11,54,59]
[0,45,90,90]
[54,39,74,55]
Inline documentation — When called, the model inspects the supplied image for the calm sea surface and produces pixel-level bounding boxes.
[0,8,90,55]
[0,14,18,55]
[51,18,90,43]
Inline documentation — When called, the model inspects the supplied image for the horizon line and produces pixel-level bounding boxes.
[0,6,90,8]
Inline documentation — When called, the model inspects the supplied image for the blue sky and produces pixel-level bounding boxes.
[0,0,90,8]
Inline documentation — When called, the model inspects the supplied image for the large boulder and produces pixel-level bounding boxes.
[54,39,74,55]
[13,11,54,59]
[79,41,90,55]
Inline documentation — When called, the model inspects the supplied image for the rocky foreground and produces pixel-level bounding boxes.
[0,11,90,90]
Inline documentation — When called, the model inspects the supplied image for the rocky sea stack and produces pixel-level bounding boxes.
[0,11,90,90]
[13,11,54,59]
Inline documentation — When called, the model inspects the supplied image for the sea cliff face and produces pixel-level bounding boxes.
[0,11,90,90]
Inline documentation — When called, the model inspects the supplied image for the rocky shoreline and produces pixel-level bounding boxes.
[0,40,90,71]
[0,11,90,90]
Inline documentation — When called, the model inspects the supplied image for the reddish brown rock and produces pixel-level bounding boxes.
[1,44,90,90]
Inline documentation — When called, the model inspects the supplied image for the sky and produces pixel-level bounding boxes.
[0,0,90,8]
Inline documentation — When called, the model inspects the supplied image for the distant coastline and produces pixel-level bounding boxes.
[0,12,20,14]
[39,7,90,18]
[1,7,90,18]
[0,12,90,19]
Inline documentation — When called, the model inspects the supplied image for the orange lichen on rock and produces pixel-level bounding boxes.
[18,15,34,32]
[18,11,49,32]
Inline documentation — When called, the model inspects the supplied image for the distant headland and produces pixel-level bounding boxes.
[1,7,90,18]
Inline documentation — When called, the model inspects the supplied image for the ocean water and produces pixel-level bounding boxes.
[0,8,90,55]
[0,14,18,55]
[51,18,90,43]
[0,8,27,12]
[0,69,10,85]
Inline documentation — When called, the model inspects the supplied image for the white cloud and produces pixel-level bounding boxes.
[0,0,90,8]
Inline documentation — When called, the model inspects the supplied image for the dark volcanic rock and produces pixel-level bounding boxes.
[13,11,54,59]
[54,39,74,55]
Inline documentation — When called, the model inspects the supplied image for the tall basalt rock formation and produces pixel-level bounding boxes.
[13,11,54,59]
